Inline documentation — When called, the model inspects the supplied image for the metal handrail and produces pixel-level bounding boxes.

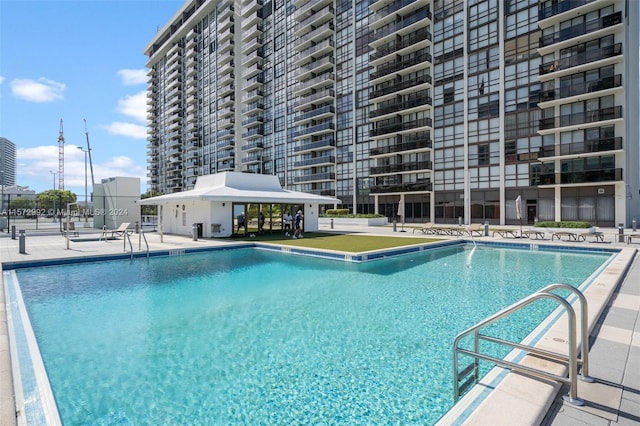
[139,231,150,258]
[124,232,134,259]
[453,283,592,406]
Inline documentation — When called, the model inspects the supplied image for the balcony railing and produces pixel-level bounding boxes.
[369,133,432,155]
[294,172,335,183]
[294,155,335,168]
[371,160,432,175]
[538,168,622,185]
[370,117,433,137]
[294,105,335,124]
[370,27,432,61]
[370,94,432,118]
[370,51,432,80]
[539,43,622,75]
[539,75,622,102]
[294,137,335,152]
[540,106,622,130]
[372,0,423,22]
[370,74,432,99]
[539,0,596,21]
[539,11,621,47]
[292,121,335,139]
[537,137,622,157]
[370,181,432,193]
[372,8,432,42]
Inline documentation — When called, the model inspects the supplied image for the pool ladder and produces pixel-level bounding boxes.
[453,283,594,406]
[123,231,149,259]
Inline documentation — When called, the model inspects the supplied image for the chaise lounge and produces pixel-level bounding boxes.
[102,222,132,239]
[551,231,578,241]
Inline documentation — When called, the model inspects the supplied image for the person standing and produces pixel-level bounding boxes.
[258,211,265,232]
[283,211,292,236]
[292,210,304,239]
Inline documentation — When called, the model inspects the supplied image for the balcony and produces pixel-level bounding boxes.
[371,9,432,46]
[370,74,432,100]
[294,74,335,98]
[370,94,432,119]
[295,21,335,51]
[539,11,621,48]
[242,115,264,126]
[296,55,335,80]
[370,117,433,137]
[370,181,432,193]
[242,101,264,114]
[293,105,335,125]
[294,155,335,168]
[370,51,432,81]
[241,0,262,17]
[539,106,622,130]
[294,136,335,153]
[243,74,264,91]
[371,160,432,175]
[370,27,432,63]
[218,150,235,160]
[539,74,622,103]
[242,126,264,139]
[371,0,422,21]
[217,128,235,139]
[369,132,432,156]
[292,121,335,139]
[294,172,335,183]
[537,137,622,158]
[295,5,334,36]
[219,94,235,108]
[539,0,597,21]
[539,43,622,76]
[217,139,234,149]
[538,168,622,185]
[242,140,264,151]
[243,89,264,103]
[296,39,335,67]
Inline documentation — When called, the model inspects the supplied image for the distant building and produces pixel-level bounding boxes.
[0,137,17,187]
[0,185,36,212]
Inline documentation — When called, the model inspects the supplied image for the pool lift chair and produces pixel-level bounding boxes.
[453,283,594,406]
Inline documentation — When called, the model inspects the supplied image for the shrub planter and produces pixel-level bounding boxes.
[319,217,388,227]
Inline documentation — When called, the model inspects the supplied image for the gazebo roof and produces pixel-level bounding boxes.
[138,172,341,205]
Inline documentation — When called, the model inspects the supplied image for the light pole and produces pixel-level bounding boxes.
[50,170,58,223]
[77,147,89,223]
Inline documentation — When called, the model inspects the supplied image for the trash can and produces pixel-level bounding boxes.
[192,223,198,241]
[19,230,26,254]
[484,221,489,237]
[618,223,624,243]
[330,218,334,229]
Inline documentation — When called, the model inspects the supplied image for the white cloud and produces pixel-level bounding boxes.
[17,144,146,194]
[117,69,147,86]
[116,91,147,123]
[104,121,147,139]
[10,77,65,102]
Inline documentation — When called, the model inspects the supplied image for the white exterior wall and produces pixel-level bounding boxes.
[93,177,141,229]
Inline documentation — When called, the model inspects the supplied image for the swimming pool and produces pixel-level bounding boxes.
[9,244,613,424]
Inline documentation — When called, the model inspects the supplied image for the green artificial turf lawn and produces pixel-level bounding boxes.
[232,232,440,252]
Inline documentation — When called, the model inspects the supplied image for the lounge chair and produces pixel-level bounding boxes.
[465,223,484,237]
[551,231,578,241]
[492,229,523,239]
[577,231,605,243]
[413,222,435,234]
[626,233,640,244]
[103,222,132,238]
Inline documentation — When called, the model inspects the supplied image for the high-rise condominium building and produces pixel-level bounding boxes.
[145,0,639,227]
[0,137,17,187]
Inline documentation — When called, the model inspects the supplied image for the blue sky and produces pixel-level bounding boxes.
[0,0,183,197]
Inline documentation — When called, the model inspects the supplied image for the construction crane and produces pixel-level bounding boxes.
[58,119,64,190]
[83,119,96,187]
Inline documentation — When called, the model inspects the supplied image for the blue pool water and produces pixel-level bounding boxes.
[15,245,611,425]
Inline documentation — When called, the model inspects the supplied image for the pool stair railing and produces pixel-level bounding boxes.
[453,283,594,406]
[123,231,150,259]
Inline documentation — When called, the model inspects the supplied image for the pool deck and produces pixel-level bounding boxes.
[0,224,638,425]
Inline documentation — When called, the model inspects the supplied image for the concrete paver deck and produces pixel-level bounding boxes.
[0,224,638,425]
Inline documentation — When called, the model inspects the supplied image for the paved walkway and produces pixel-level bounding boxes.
[0,224,638,425]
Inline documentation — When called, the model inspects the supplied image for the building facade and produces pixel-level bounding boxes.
[0,137,17,187]
[145,0,639,227]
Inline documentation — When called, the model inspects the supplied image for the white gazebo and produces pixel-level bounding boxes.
[138,172,340,238]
